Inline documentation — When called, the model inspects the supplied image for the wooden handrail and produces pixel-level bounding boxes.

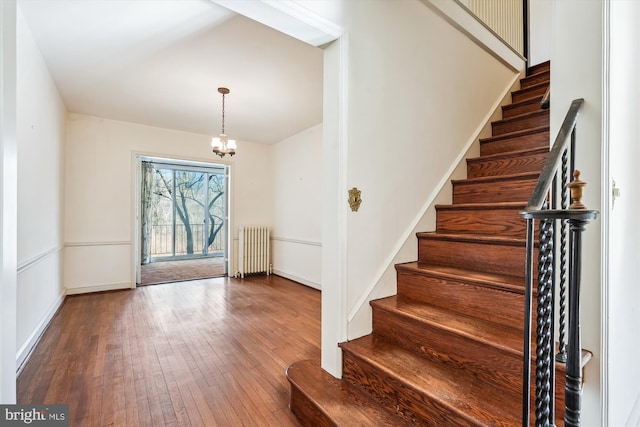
[524,98,583,212]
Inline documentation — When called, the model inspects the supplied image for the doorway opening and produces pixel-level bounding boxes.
[137,156,229,285]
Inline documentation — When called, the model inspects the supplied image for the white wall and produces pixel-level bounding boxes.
[344,1,517,340]
[528,0,551,66]
[271,124,322,289]
[15,7,66,369]
[0,0,18,404]
[64,114,273,293]
[606,1,640,425]
[552,1,605,424]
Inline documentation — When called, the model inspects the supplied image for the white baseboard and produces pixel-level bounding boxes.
[16,292,65,373]
[65,281,133,295]
[273,270,321,291]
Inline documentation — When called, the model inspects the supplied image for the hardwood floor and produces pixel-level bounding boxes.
[17,275,320,427]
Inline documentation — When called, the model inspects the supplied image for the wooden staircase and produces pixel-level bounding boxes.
[287,61,590,426]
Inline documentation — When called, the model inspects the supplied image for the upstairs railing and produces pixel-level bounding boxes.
[520,98,598,427]
[466,0,528,58]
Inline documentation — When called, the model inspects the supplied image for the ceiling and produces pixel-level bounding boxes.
[18,0,324,144]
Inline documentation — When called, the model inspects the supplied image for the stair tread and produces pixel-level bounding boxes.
[372,296,522,355]
[452,171,539,185]
[492,109,549,125]
[286,359,411,426]
[467,147,549,163]
[512,81,549,94]
[480,125,549,144]
[436,201,526,210]
[340,335,520,426]
[397,261,526,293]
[416,231,526,246]
[503,95,544,110]
[520,70,550,86]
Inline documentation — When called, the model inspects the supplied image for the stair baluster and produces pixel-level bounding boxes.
[556,147,571,363]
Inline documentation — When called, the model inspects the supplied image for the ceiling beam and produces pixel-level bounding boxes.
[211,0,341,47]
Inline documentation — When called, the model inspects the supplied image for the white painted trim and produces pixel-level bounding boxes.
[421,0,526,72]
[65,241,132,247]
[347,73,521,323]
[65,282,132,295]
[17,246,62,273]
[271,236,321,247]
[272,270,320,290]
[0,0,18,404]
[16,292,65,373]
[336,32,350,374]
[601,0,611,424]
[132,153,141,291]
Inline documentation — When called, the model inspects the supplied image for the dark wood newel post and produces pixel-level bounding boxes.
[564,217,587,427]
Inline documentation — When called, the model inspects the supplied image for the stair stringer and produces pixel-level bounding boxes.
[346,72,523,339]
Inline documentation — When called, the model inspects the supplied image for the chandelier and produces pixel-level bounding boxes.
[211,87,236,157]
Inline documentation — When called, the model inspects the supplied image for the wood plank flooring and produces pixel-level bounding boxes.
[17,275,320,427]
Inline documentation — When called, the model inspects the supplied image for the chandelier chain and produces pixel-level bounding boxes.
[221,92,226,134]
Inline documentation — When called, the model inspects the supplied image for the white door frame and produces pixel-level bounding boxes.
[0,0,18,404]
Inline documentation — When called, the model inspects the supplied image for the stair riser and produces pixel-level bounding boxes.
[396,269,527,327]
[372,306,522,396]
[289,387,334,427]
[436,207,534,237]
[502,99,544,119]
[520,71,550,89]
[341,352,480,427]
[418,238,530,277]
[513,84,548,103]
[480,130,550,156]
[492,112,549,136]
[452,177,538,204]
[467,152,549,179]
